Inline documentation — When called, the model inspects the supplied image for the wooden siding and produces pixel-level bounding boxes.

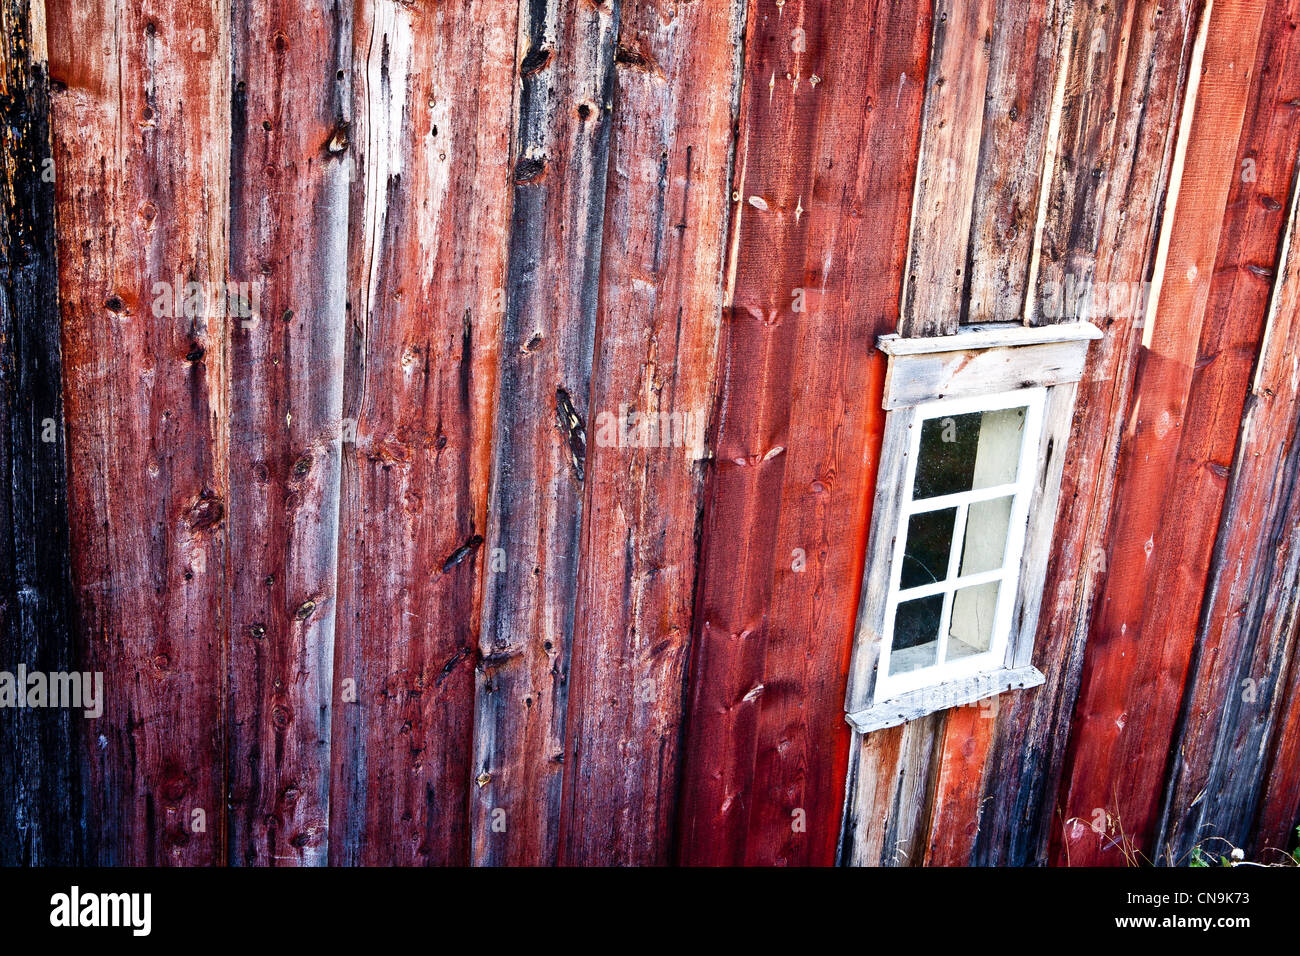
[2,0,1299,867]
[0,0,82,866]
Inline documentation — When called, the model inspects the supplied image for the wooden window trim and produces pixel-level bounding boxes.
[845,322,1100,731]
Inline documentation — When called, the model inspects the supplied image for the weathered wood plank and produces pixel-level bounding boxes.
[329,0,517,865]
[725,0,932,870]
[900,0,994,336]
[555,0,742,866]
[1030,0,1129,325]
[877,320,1101,355]
[46,0,231,865]
[882,339,1091,409]
[848,667,1044,734]
[841,711,944,865]
[1157,17,1300,855]
[225,0,352,868]
[970,0,1203,865]
[966,0,1069,324]
[1053,0,1269,866]
[676,0,932,866]
[470,0,619,867]
[923,702,995,865]
[1169,209,1300,860]
[0,0,83,866]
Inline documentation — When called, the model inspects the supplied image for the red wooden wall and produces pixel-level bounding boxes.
[3,0,1300,866]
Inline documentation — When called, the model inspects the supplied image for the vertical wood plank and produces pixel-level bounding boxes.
[471,0,619,867]
[1030,0,1128,325]
[329,0,517,865]
[555,0,743,865]
[900,0,994,336]
[923,704,994,865]
[842,712,944,865]
[1157,20,1300,853]
[1053,0,1271,866]
[46,0,231,865]
[0,0,83,866]
[965,0,1069,324]
[226,0,352,867]
[1171,216,1300,858]
[676,0,932,867]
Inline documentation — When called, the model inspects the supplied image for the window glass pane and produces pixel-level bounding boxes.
[948,581,1000,660]
[959,496,1014,576]
[913,412,981,499]
[913,405,1029,500]
[890,594,943,674]
[901,507,956,589]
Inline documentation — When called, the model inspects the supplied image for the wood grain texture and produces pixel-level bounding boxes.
[676,0,932,866]
[10,0,1300,870]
[965,0,1068,324]
[1053,0,1268,867]
[226,0,352,867]
[841,711,944,865]
[329,0,517,865]
[1030,0,1128,325]
[0,0,83,866]
[923,703,995,865]
[848,667,1044,734]
[1258,641,1300,856]
[470,0,618,867]
[1157,18,1300,855]
[1167,214,1300,860]
[969,0,1203,866]
[900,0,994,336]
[47,0,231,866]
[881,339,1091,409]
[555,0,743,866]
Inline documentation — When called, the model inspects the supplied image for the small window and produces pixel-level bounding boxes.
[875,389,1043,702]
[846,322,1100,733]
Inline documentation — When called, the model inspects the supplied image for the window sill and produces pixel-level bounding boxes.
[845,665,1045,734]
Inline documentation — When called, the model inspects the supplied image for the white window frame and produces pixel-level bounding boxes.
[874,387,1045,702]
[846,322,1101,733]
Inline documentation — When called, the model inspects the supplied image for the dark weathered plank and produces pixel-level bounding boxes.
[0,0,83,866]
[678,0,932,866]
[1053,0,1268,866]
[470,0,619,867]
[900,0,993,336]
[225,0,352,868]
[555,0,743,866]
[328,0,517,866]
[47,0,231,866]
[972,0,1203,866]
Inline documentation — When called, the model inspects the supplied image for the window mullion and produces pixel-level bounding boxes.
[936,500,969,667]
